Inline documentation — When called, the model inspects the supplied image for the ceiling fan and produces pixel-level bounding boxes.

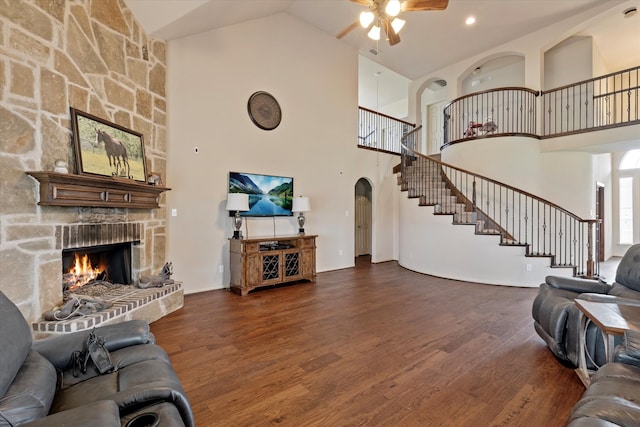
[336,0,449,46]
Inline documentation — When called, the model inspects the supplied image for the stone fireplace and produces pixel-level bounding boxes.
[0,0,172,329]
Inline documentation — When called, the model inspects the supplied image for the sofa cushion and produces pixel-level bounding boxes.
[0,351,57,427]
[615,244,640,292]
[0,291,33,397]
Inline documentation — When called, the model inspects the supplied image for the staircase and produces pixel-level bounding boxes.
[397,131,599,278]
[398,155,519,242]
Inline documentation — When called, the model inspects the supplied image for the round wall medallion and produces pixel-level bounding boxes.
[247,91,282,130]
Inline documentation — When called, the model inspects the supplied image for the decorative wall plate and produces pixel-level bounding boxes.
[247,91,282,130]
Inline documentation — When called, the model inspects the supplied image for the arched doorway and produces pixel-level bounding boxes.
[355,178,372,259]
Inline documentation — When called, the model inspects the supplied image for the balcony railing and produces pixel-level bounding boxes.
[358,107,415,155]
[542,66,640,137]
[401,127,599,277]
[443,87,539,145]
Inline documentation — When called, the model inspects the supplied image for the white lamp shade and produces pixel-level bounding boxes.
[385,0,401,17]
[226,193,249,211]
[391,17,405,34]
[368,25,381,40]
[359,11,374,28]
[292,196,311,213]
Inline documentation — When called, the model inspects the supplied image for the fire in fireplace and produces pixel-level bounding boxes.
[62,243,132,292]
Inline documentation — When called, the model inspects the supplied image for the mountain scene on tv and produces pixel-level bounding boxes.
[229,172,293,216]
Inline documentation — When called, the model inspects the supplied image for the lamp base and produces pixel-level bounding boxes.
[233,230,242,239]
[298,228,305,235]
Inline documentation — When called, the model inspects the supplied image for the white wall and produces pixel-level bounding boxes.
[443,137,543,198]
[543,36,593,90]
[167,13,397,294]
[443,136,596,219]
[398,197,572,287]
[539,151,595,218]
[461,55,525,95]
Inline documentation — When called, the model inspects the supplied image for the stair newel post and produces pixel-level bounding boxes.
[472,178,477,212]
[585,219,597,278]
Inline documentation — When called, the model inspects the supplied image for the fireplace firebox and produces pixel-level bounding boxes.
[62,243,132,291]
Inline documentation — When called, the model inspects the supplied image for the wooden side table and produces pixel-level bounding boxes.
[575,299,640,386]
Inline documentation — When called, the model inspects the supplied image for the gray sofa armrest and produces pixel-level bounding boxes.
[577,293,640,306]
[545,275,610,294]
[614,330,640,368]
[32,320,154,370]
[21,400,120,427]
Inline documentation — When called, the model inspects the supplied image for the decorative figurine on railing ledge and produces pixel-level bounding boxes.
[481,118,498,134]
[464,118,498,138]
[137,262,174,288]
[464,121,483,137]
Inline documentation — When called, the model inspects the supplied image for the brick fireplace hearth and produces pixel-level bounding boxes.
[32,282,183,335]
[24,222,183,336]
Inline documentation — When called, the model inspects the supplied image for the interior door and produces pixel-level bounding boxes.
[355,178,372,257]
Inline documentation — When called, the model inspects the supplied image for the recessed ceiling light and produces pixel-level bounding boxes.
[465,16,476,25]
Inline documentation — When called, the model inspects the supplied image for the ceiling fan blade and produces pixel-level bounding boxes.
[383,19,401,46]
[403,0,449,11]
[349,0,371,5]
[336,19,361,39]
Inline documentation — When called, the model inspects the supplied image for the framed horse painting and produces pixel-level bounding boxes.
[70,108,148,182]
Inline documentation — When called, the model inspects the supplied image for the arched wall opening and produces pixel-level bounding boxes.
[415,77,448,154]
[355,177,373,260]
[460,54,525,95]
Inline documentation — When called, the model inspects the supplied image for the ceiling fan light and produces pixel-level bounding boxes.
[360,11,374,28]
[368,25,381,40]
[391,17,405,34]
[385,0,401,17]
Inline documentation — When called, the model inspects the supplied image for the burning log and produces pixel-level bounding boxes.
[63,271,108,292]
[64,253,108,291]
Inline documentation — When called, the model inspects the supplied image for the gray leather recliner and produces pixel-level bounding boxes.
[0,290,194,426]
[567,329,640,426]
[532,244,640,368]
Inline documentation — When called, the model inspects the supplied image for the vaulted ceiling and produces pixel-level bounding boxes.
[125,0,638,80]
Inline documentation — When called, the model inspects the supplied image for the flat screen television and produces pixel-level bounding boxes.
[228,172,293,217]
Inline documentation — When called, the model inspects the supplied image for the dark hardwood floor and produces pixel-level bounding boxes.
[151,257,585,426]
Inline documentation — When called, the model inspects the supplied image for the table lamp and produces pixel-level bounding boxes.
[292,196,311,235]
[226,193,249,239]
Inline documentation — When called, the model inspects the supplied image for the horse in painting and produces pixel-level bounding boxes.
[96,128,130,178]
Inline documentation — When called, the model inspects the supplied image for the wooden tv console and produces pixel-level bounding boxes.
[229,235,317,296]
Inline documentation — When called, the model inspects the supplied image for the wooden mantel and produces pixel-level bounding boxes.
[27,172,170,209]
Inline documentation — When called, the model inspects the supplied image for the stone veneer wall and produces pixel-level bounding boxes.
[0,0,168,325]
